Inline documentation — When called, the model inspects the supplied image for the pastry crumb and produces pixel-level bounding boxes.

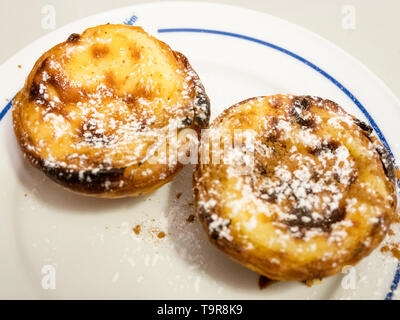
[157,231,166,239]
[133,224,141,235]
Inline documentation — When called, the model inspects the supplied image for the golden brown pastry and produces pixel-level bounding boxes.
[13,24,210,198]
[193,95,397,281]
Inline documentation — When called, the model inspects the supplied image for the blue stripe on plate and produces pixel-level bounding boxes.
[158,28,394,157]
[159,27,400,299]
[0,98,13,121]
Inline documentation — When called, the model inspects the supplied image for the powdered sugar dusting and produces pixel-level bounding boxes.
[13,24,209,195]
[195,95,396,268]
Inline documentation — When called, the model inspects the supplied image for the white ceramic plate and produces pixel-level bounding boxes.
[0,1,399,300]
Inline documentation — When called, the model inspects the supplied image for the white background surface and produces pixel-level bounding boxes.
[1,0,399,100]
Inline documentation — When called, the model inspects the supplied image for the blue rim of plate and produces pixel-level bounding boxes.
[0,21,398,300]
